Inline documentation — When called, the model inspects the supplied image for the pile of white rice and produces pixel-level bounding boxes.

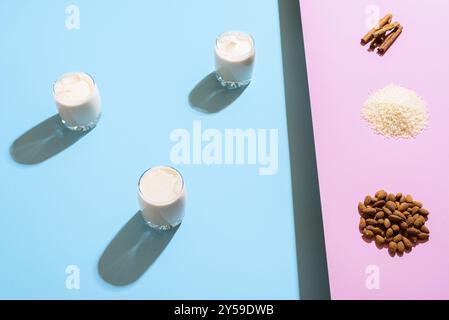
[362,84,429,138]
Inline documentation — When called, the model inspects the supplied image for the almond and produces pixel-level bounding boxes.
[402,237,413,249]
[389,241,397,254]
[375,235,385,246]
[363,230,374,238]
[398,203,409,212]
[393,234,403,242]
[414,216,425,228]
[413,201,423,208]
[421,225,430,234]
[394,210,406,220]
[375,211,385,219]
[407,227,420,236]
[373,200,386,208]
[386,201,397,211]
[389,214,403,223]
[418,233,429,240]
[419,208,429,216]
[387,193,396,201]
[364,195,372,206]
[358,202,366,213]
[384,218,391,228]
[405,194,413,203]
[363,208,377,215]
[397,241,405,254]
[386,228,394,237]
[359,217,366,230]
[366,226,383,235]
[375,190,387,200]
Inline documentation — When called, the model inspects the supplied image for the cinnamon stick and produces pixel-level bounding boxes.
[369,35,385,51]
[373,22,401,38]
[361,13,393,45]
[377,25,403,55]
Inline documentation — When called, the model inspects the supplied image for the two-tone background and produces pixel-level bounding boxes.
[1,0,447,300]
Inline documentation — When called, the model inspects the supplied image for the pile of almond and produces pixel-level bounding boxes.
[358,190,430,256]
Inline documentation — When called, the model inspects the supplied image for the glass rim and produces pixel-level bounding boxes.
[138,165,185,207]
[52,71,97,105]
[215,31,255,59]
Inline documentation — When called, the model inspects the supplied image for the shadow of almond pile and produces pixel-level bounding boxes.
[358,190,430,257]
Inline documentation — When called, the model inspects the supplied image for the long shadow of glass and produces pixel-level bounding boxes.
[189,72,246,113]
[98,211,178,286]
[10,114,89,165]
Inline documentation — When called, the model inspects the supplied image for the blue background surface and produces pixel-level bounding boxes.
[0,0,299,299]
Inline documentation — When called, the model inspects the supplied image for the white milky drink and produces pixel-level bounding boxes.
[138,166,186,230]
[215,31,255,89]
[53,72,102,131]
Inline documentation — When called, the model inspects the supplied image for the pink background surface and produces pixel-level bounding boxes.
[300,0,449,299]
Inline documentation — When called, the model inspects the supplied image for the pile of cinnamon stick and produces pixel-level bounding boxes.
[361,14,403,55]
